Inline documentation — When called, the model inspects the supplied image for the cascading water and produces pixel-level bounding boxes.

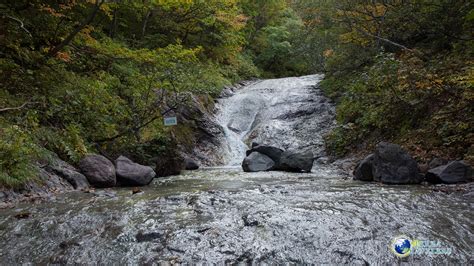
[0,75,472,264]
[215,90,263,165]
[215,74,335,166]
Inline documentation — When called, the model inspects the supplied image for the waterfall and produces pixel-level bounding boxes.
[214,74,335,166]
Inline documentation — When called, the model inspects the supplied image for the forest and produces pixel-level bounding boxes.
[1,0,473,187]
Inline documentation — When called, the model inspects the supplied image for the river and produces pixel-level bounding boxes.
[0,75,472,264]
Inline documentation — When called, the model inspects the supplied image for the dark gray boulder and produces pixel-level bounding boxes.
[79,154,116,187]
[246,149,253,156]
[184,158,200,170]
[372,142,422,184]
[277,150,314,172]
[251,145,284,165]
[353,154,375,181]
[426,161,472,184]
[115,156,156,186]
[242,152,275,172]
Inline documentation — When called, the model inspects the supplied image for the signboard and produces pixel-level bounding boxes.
[164,116,177,126]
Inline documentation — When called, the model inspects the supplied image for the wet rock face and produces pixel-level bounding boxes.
[78,154,116,188]
[242,152,275,172]
[426,161,472,184]
[209,75,335,166]
[353,142,422,184]
[115,156,156,186]
[277,150,314,173]
[373,142,422,184]
[179,94,226,166]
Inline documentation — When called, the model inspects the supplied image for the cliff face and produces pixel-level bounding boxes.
[179,81,263,166]
[175,94,225,166]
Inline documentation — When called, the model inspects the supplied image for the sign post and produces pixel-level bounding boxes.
[164,116,178,126]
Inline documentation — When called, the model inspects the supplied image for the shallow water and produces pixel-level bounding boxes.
[0,167,472,264]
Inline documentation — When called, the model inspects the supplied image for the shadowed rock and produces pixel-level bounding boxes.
[115,156,156,186]
[277,150,314,172]
[353,154,375,181]
[79,154,116,188]
[184,158,200,170]
[135,232,163,243]
[242,152,275,172]
[353,142,422,184]
[426,161,472,184]
[372,142,422,184]
[250,145,284,165]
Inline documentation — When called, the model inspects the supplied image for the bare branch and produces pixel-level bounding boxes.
[0,101,38,113]
[5,15,32,37]
[354,27,413,51]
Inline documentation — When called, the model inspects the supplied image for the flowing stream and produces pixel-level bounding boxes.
[216,74,334,165]
[0,76,472,264]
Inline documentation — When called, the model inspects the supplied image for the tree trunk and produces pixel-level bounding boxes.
[140,10,152,40]
[109,8,118,39]
[46,0,104,58]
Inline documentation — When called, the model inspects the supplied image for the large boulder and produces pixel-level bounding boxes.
[251,145,284,165]
[184,158,200,170]
[277,150,314,172]
[353,154,375,181]
[242,152,275,172]
[115,156,156,186]
[372,142,422,184]
[78,154,116,187]
[426,161,472,184]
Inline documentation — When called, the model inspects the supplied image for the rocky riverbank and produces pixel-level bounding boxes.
[354,142,472,185]
[0,80,255,206]
[0,155,82,208]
